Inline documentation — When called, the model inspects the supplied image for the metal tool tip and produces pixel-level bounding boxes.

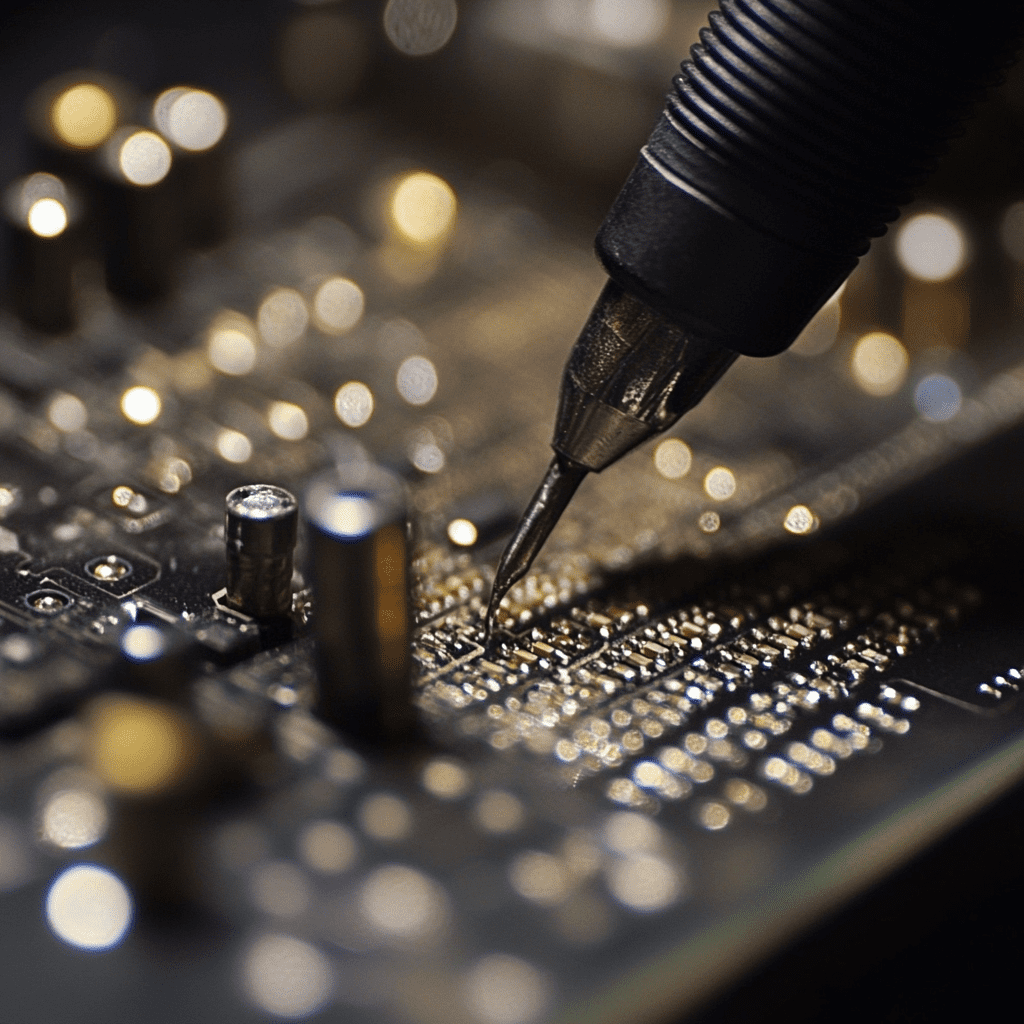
[483,455,587,643]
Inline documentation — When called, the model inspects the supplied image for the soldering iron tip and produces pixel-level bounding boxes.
[484,455,588,644]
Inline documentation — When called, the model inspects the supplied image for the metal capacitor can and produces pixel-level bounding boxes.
[225,484,299,619]
[3,172,83,333]
[96,124,183,302]
[304,464,415,743]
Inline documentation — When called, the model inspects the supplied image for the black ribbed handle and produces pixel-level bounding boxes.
[596,0,1024,356]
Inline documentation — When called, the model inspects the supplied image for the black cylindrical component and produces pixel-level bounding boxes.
[305,464,415,743]
[596,0,1024,357]
[225,484,299,619]
[95,124,183,302]
[3,172,84,333]
[118,622,198,701]
[150,86,230,247]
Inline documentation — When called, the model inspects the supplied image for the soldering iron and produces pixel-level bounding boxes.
[486,0,1024,637]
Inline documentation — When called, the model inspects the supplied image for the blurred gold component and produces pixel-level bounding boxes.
[49,83,117,149]
[86,695,197,796]
[388,171,457,247]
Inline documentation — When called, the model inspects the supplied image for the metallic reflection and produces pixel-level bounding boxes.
[45,863,133,950]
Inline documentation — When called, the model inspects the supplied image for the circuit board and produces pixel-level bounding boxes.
[4,2,1024,1023]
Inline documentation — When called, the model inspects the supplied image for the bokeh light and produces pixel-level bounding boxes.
[389,172,457,247]
[334,381,374,427]
[117,130,172,187]
[313,277,365,335]
[28,198,68,238]
[120,386,162,425]
[45,864,133,950]
[47,393,87,432]
[396,355,438,405]
[850,332,908,396]
[653,438,692,479]
[268,401,309,441]
[216,428,253,464]
[447,518,478,546]
[703,466,736,501]
[258,288,309,348]
[383,0,458,56]
[242,933,333,1019]
[50,83,117,149]
[895,212,967,283]
[464,954,550,1024]
[913,373,962,422]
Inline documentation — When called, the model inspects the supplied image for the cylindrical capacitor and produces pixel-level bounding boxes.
[151,86,230,247]
[3,172,84,332]
[225,484,299,619]
[304,464,416,743]
[118,621,198,701]
[96,124,183,302]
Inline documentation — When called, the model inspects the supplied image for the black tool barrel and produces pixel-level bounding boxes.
[596,0,1024,357]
